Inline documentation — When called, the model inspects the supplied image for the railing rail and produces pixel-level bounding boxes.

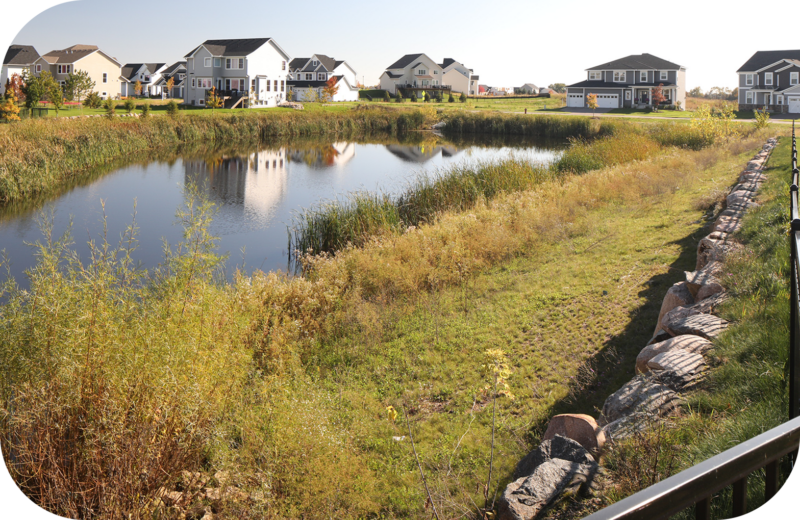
[585,122,799,520]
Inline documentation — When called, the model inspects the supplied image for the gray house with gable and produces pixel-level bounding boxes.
[737,50,800,114]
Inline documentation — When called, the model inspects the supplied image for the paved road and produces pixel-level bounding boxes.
[540,107,799,124]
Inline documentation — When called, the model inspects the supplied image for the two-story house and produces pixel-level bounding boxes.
[566,53,686,109]
[184,38,291,108]
[31,44,122,99]
[154,62,187,99]
[439,58,479,96]
[379,53,451,98]
[287,54,359,102]
[1,45,39,96]
[120,63,167,97]
[737,50,800,114]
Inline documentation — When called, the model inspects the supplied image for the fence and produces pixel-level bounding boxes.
[583,123,800,520]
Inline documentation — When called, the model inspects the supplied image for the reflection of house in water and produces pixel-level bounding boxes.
[183,149,288,221]
[385,144,461,163]
[286,142,356,169]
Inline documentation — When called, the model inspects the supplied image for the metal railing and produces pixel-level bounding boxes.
[584,123,800,520]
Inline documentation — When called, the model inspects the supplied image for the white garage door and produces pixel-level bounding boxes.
[567,93,584,107]
[789,96,800,113]
[596,94,619,108]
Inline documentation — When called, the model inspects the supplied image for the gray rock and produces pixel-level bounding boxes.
[686,261,722,293]
[731,181,759,193]
[739,171,766,183]
[727,191,755,208]
[713,216,743,234]
[499,458,598,520]
[668,314,729,340]
[661,293,729,336]
[653,282,695,337]
[602,412,656,441]
[514,435,595,480]
[746,160,764,170]
[600,375,682,426]
[637,335,714,374]
[647,349,708,391]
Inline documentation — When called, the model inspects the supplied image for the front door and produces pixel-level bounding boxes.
[764,93,772,106]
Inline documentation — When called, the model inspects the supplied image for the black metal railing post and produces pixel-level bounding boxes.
[792,120,800,420]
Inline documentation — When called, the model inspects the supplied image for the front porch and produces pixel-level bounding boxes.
[630,86,678,108]
[396,83,452,97]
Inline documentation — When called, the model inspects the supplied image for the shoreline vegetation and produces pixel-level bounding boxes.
[0,110,789,519]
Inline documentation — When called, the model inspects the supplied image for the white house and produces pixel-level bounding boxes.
[380,54,478,98]
[154,62,187,99]
[440,58,479,96]
[120,63,167,97]
[184,38,291,108]
[1,45,39,95]
[287,54,359,102]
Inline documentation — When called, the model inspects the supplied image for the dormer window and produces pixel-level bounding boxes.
[765,72,773,86]
[660,71,668,80]
[589,71,601,80]
[792,72,799,85]
[613,71,625,82]
[312,60,319,66]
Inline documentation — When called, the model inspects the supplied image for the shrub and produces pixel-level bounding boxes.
[383,90,390,102]
[753,109,770,130]
[166,100,179,117]
[460,92,467,103]
[423,92,430,102]
[140,101,151,118]
[83,92,102,109]
[448,93,455,103]
[124,98,135,114]
[103,97,116,118]
[410,93,416,103]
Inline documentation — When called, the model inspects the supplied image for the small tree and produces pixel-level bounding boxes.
[410,92,417,102]
[423,91,430,102]
[83,92,102,109]
[396,90,403,102]
[753,108,770,130]
[140,101,151,118]
[286,89,293,102]
[321,77,339,103]
[651,84,666,111]
[41,71,64,115]
[20,69,44,109]
[303,88,319,103]
[103,97,116,118]
[165,77,175,99]
[586,93,598,118]
[460,92,467,103]
[448,92,455,103]
[5,73,25,103]
[166,100,179,117]
[383,90,390,102]
[206,87,223,114]
[64,69,95,103]
[0,88,21,122]
[124,98,136,114]
[134,80,143,98]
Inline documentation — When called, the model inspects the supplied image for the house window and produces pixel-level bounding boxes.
[660,71,668,80]
[274,80,278,91]
[792,72,799,85]
[312,60,319,66]
[746,91,753,103]
[589,71,601,81]
[199,99,205,105]
[214,58,221,68]
[251,79,256,90]
[35,63,42,73]
[746,74,754,86]
[204,57,211,67]
[613,71,625,82]
[639,71,647,82]
[103,73,108,83]
[318,73,326,80]
[57,64,70,74]
[305,73,312,80]
[625,91,631,100]
[266,81,271,92]
[282,61,286,70]
[778,95,784,105]
[433,70,438,75]
[226,58,244,70]
[192,78,196,88]
[765,72,773,86]
[101,92,107,97]
[197,78,212,89]
[418,69,427,75]
[280,80,284,92]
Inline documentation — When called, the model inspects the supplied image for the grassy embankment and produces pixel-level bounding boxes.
[0,112,783,519]
[0,107,427,205]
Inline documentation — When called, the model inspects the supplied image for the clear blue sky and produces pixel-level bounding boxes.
[5,0,798,92]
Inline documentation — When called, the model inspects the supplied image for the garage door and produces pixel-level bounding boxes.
[567,93,584,107]
[596,94,618,108]
[789,96,800,113]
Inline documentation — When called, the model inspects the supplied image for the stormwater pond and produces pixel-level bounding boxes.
[0,134,564,284]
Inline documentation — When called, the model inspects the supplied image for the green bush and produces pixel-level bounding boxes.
[448,93,455,103]
[83,92,102,109]
[166,100,179,117]
[383,90,390,102]
[460,92,467,103]
[410,93,416,103]
[124,99,135,114]
[423,92,430,102]
[140,102,151,118]
[103,98,116,118]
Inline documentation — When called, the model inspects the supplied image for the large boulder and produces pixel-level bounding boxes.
[542,414,605,456]
[685,262,725,302]
[661,292,728,336]
[600,375,682,426]
[713,216,744,234]
[499,457,597,520]
[696,235,739,272]
[727,191,756,208]
[636,335,713,374]
[653,282,695,337]
[647,349,708,392]
[667,314,729,340]
[514,435,595,480]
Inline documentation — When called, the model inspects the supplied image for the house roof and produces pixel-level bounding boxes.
[185,38,273,58]
[587,53,682,71]
[737,50,800,72]
[383,71,402,79]
[387,53,425,69]
[121,63,167,81]
[289,58,307,69]
[40,44,100,64]
[3,45,39,65]
[522,83,538,89]
[440,58,456,69]
[162,61,186,76]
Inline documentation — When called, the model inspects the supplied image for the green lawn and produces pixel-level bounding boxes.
[610,107,757,119]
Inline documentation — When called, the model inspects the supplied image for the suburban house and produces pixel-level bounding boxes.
[736,50,800,114]
[1,45,39,95]
[31,44,122,99]
[439,58,479,96]
[183,38,291,108]
[379,53,464,98]
[287,54,359,102]
[154,62,187,99]
[518,83,539,94]
[565,53,686,109]
[120,63,167,97]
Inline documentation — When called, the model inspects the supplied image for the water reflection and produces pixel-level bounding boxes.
[0,134,565,285]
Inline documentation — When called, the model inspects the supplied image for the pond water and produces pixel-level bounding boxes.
[0,134,564,284]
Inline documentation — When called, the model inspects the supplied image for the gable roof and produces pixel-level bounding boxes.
[737,50,800,72]
[121,63,167,81]
[185,38,273,58]
[387,53,425,69]
[522,83,538,89]
[289,58,307,69]
[587,53,682,71]
[4,45,39,65]
[440,58,456,69]
[162,61,186,75]
[41,44,100,64]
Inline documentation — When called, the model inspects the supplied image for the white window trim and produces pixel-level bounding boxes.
[197,78,212,89]
[660,71,668,80]
[226,58,245,70]
[417,69,427,75]
[791,72,799,86]
[613,71,626,82]
[625,91,631,100]
[102,73,108,83]
[765,72,773,86]
[317,73,326,81]
[746,91,753,103]
[778,95,784,105]
[214,58,221,67]
[589,71,601,81]
[204,57,211,67]
[746,74,754,86]
[639,71,647,82]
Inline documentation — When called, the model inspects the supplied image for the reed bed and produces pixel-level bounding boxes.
[0,108,426,205]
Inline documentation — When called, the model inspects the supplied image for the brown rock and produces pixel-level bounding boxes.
[543,414,605,455]
[653,282,695,337]
[600,375,682,426]
[636,335,713,374]
[714,216,743,234]
[669,314,729,340]
[647,349,708,391]
[661,292,729,335]
[727,191,755,208]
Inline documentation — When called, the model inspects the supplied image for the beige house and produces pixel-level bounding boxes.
[32,44,122,99]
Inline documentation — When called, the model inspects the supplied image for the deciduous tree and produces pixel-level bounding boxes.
[134,80,143,97]
[64,69,95,102]
[303,88,319,103]
[0,88,21,121]
[651,83,666,109]
[586,93,598,118]
[5,73,25,102]
[321,77,339,103]
[165,77,174,98]
[206,87,223,114]
[20,68,44,108]
[40,71,64,115]
[548,83,567,93]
